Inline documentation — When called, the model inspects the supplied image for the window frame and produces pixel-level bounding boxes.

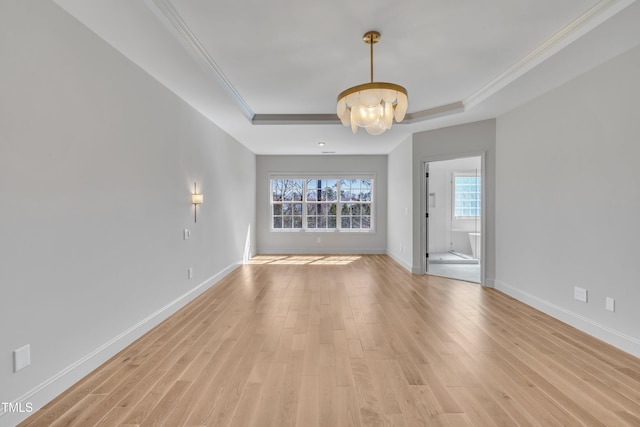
[269,174,375,233]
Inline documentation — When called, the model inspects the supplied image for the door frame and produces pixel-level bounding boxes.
[421,152,486,285]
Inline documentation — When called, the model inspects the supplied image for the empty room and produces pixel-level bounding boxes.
[2,0,640,425]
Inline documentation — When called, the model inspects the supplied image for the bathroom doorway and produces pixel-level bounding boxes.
[425,156,482,283]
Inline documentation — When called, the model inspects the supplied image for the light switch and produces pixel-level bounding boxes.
[184,229,190,240]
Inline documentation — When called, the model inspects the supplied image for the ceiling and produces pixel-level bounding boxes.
[53,0,640,155]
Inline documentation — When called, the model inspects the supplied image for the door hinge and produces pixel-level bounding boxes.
[425,172,429,178]
[426,253,429,258]
[425,212,429,218]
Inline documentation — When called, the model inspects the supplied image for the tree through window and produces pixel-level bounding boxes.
[271,177,373,231]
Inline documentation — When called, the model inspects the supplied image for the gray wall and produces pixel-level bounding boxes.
[387,136,414,270]
[256,155,387,254]
[411,120,497,283]
[496,44,640,357]
[0,1,255,423]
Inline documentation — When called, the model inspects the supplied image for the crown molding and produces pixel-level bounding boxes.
[464,0,636,109]
[146,0,634,127]
[251,101,465,125]
[145,0,465,127]
[146,0,254,120]
[403,101,465,123]
[252,114,339,125]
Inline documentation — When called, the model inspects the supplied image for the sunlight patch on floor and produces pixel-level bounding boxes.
[247,255,361,265]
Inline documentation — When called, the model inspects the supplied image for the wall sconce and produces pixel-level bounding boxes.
[191,182,203,222]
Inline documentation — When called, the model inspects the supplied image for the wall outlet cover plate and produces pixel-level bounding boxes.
[14,344,31,372]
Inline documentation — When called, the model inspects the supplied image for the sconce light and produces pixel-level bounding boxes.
[191,182,203,222]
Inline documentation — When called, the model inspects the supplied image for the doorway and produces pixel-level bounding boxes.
[424,156,483,283]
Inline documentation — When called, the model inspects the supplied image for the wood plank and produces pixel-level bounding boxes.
[296,375,319,427]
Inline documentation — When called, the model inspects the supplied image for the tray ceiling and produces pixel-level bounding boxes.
[53,0,639,154]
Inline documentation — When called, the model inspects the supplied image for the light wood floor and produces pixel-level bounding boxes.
[20,254,640,426]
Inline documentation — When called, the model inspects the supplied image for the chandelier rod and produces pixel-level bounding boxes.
[369,33,374,83]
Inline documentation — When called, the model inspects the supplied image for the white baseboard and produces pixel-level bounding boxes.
[386,251,413,272]
[495,280,640,358]
[0,260,242,426]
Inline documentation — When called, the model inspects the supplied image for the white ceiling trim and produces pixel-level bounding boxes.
[252,114,338,125]
[144,0,469,126]
[146,0,635,127]
[146,0,254,121]
[403,102,466,124]
[464,0,637,109]
[251,101,465,126]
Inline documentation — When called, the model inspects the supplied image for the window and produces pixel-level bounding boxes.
[453,173,481,218]
[340,179,372,229]
[271,177,373,232]
[271,179,303,229]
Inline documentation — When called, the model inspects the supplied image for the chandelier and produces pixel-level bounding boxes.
[337,31,408,135]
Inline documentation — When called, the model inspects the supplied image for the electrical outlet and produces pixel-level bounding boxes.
[606,297,615,312]
[184,229,190,240]
[14,345,30,372]
[574,286,588,303]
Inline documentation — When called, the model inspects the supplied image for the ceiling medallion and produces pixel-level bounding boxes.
[337,31,408,135]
